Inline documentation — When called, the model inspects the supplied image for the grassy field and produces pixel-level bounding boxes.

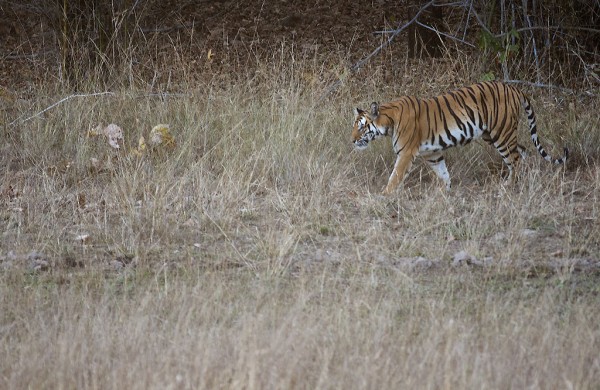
[1,48,600,388]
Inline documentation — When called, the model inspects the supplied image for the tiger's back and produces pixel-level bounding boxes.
[351,81,568,194]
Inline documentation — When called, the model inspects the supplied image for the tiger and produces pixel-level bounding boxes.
[351,80,568,194]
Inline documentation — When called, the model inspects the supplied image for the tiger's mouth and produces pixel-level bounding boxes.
[354,139,369,150]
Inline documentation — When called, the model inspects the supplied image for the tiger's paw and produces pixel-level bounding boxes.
[381,185,395,196]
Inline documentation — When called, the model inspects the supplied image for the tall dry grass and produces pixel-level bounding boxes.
[1,45,600,389]
[2,266,599,389]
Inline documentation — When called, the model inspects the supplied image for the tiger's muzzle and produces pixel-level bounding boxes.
[353,138,369,150]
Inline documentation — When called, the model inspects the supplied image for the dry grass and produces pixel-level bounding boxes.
[1,47,600,389]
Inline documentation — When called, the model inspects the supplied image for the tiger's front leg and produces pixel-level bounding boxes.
[382,152,416,195]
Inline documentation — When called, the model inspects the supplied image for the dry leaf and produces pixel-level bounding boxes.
[90,157,101,170]
[87,124,103,137]
[77,193,86,209]
[46,159,73,176]
[149,124,175,147]
[130,136,147,157]
[1,183,19,200]
[75,234,91,244]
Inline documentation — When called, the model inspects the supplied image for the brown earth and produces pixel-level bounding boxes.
[0,1,418,92]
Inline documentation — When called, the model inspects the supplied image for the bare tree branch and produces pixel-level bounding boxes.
[504,79,599,96]
[7,91,198,127]
[319,0,436,101]
[467,2,493,36]
[351,0,437,73]
[494,25,600,38]
[375,21,476,48]
[9,92,116,127]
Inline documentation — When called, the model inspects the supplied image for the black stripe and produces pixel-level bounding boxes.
[430,100,438,144]
[437,135,448,149]
[442,94,467,134]
[478,87,489,128]
[427,155,444,164]
[489,132,499,144]
[433,96,450,143]
[380,113,394,123]
[424,100,435,144]
[466,122,474,139]
[489,82,500,130]
[457,91,476,126]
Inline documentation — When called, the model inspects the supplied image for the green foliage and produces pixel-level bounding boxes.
[477,27,521,64]
[480,72,496,82]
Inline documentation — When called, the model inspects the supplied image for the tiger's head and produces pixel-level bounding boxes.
[352,102,388,150]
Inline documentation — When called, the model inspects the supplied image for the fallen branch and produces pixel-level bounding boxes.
[9,92,116,127]
[8,91,195,127]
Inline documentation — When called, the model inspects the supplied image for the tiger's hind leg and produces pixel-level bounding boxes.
[501,149,521,185]
[424,152,451,191]
[484,128,521,184]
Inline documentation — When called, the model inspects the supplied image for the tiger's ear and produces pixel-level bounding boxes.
[353,107,363,116]
[370,102,379,117]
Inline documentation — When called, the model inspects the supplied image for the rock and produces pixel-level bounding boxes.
[110,260,125,271]
[520,229,538,237]
[491,232,507,242]
[29,258,49,272]
[451,250,490,267]
[452,250,474,266]
[392,257,440,270]
[28,251,50,271]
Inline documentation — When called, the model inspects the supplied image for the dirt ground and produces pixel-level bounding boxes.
[1,1,418,92]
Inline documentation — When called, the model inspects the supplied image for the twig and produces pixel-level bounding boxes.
[350,0,436,73]
[202,207,254,270]
[504,79,578,94]
[9,92,116,127]
[137,92,194,100]
[504,80,599,96]
[2,50,54,60]
[494,25,600,38]
[435,1,466,7]
[462,0,473,40]
[141,23,197,34]
[522,1,541,84]
[8,91,196,127]
[375,21,476,48]
[468,2,494,36]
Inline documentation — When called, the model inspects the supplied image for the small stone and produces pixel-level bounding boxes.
[452,250,476,266]
[412,257,436,270]
[28,251,50,271]
[520,229,538,237]
[110,260,125,271]
[27,251,44,261]
[491,232,507,242]
[30,259,49,272]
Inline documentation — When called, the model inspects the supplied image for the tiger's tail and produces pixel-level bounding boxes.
[521,94,569,164]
